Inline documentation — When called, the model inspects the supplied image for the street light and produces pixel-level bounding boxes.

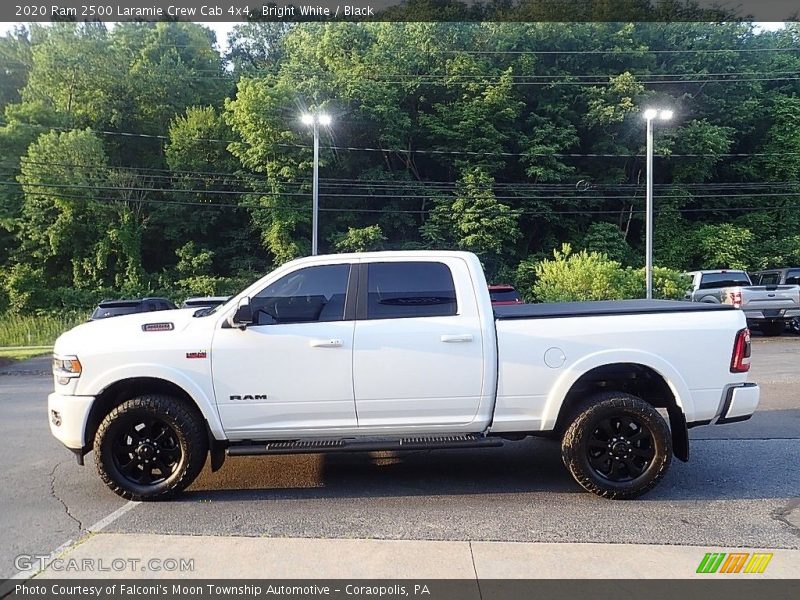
[643,108,673,299]
[300,111,332,255]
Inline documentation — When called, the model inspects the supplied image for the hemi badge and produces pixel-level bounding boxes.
[186,351,207,359]
[142,322,174,332]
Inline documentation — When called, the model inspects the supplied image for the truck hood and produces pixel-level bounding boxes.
[54,308,201,355]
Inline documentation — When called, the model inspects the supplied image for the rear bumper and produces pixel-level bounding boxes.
[744,308,799,322]
[48,392,95,450]
[716,383,760,425]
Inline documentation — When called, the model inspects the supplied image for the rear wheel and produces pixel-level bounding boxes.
[760,322,784,337]
[94,394,208,500]
[561,392,672,499]
[790,317,800,335]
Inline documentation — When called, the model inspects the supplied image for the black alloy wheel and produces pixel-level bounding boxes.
[111,414,182,486]
[585,414,656,482]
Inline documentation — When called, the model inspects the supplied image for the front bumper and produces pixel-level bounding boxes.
[48,392,95,450]
[716,383,760,425]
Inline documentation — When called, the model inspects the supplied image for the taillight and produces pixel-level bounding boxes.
[729,291,742,309]
[730,328,751,373]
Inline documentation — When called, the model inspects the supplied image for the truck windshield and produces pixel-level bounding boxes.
[698,272,751,289]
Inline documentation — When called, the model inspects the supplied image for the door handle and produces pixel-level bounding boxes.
[310,338,343,348]
[440,334,473,343]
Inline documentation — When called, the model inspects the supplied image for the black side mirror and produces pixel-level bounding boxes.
[230,299,254,329]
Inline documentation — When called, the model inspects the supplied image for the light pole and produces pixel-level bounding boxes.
[642,108,673,299]
[301,111,332,255]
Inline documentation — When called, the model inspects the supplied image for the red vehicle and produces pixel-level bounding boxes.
[488,284,523,306]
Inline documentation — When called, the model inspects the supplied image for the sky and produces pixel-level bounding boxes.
[0,21,236,52]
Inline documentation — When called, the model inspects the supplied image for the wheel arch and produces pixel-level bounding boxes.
[544,353,692,462]
[83,374,225,461]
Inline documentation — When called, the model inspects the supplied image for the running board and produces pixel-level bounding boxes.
[227,434,503,456]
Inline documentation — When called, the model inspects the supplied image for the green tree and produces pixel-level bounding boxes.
[0,27,31,112]
[582,222,632,265]
[334,225,387,252]
[423,168,520,277]
[696,223,756,270]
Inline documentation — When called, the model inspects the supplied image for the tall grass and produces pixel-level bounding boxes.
[0,312,88,347]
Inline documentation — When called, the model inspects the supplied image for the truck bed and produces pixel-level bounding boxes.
[494,299,734,320]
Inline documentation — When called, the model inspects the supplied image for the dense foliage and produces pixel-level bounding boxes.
[1,21,799,312]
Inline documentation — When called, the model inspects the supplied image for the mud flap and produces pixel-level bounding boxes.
[668,406,689,462]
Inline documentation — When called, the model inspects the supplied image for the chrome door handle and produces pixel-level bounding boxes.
[440,334,473,343]
[310,339,344,348]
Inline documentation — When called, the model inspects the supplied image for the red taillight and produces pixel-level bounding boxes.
[730,328,751,373]
[729,291,742,309]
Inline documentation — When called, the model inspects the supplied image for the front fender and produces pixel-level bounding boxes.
[79,363,225,440]
[540,349,694,430]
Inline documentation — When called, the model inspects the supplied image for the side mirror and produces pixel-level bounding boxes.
[229,298,254,329]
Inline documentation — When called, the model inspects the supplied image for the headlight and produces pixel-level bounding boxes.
[53,355,82,379]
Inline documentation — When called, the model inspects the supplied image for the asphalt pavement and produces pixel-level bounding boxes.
[0,337,798,579]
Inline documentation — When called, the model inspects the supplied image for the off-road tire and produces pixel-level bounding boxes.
[561,392,672,500]
[94,394,208,500]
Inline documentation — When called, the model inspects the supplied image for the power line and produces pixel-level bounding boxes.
[6,180,800,203]
[445,47,800,55]
[3,122,800,160]
[4,120,800,159]
[13,188,800,217]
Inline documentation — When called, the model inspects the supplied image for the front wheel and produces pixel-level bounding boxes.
[561,393,672,499]
[94,394,208,500]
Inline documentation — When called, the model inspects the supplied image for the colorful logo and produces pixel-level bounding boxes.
[696,552,773,574]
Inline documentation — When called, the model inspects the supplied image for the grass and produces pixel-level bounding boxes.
[0,312,87,348]
[0,346,53,362]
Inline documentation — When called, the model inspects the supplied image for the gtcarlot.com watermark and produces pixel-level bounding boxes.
[15,555,195,573]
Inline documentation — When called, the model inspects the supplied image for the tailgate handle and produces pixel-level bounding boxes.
[440,334,473,343]
[310,339,343,348]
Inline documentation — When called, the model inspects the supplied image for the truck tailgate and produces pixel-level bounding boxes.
[738,286,800,312]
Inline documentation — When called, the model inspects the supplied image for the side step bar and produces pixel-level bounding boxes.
[227,434,503,456]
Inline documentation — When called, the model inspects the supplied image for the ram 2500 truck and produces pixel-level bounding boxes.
[49,251,759,501]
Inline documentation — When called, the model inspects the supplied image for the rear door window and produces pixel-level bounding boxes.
[365,262,457,319]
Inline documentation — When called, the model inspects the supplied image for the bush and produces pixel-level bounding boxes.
[529,244,688,303]
[531,244,629,302]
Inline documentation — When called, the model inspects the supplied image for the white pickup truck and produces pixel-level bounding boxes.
[49,251,759,501]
